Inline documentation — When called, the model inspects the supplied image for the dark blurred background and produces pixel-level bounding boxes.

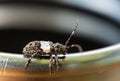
[0,0,119,53]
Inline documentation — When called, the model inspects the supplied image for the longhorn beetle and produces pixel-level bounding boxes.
[22,19,83,75]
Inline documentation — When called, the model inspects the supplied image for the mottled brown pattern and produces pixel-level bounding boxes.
[23,41,43,55]
[23,41,67,75]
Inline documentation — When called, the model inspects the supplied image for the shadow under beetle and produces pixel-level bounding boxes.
[22,19,83,75]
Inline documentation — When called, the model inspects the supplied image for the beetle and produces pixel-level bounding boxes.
[22,19,83,75]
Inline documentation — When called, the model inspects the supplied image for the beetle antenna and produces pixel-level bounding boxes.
[65,19,80,47]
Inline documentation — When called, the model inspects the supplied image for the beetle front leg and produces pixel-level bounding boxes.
[54,54,59,71]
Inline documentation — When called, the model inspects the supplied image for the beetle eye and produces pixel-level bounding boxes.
[29,43,32,46]
[38,43,41,46]
[57,45,59,48]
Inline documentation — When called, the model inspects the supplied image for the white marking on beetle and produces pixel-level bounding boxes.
[40,41,51,53]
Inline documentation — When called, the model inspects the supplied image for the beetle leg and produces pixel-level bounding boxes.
[24,53,36,69]
[68,44,83,52]
[55,54,59,71]
[49,55,53,75]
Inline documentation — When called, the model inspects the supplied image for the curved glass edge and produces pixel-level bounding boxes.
[0,43,120,77]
